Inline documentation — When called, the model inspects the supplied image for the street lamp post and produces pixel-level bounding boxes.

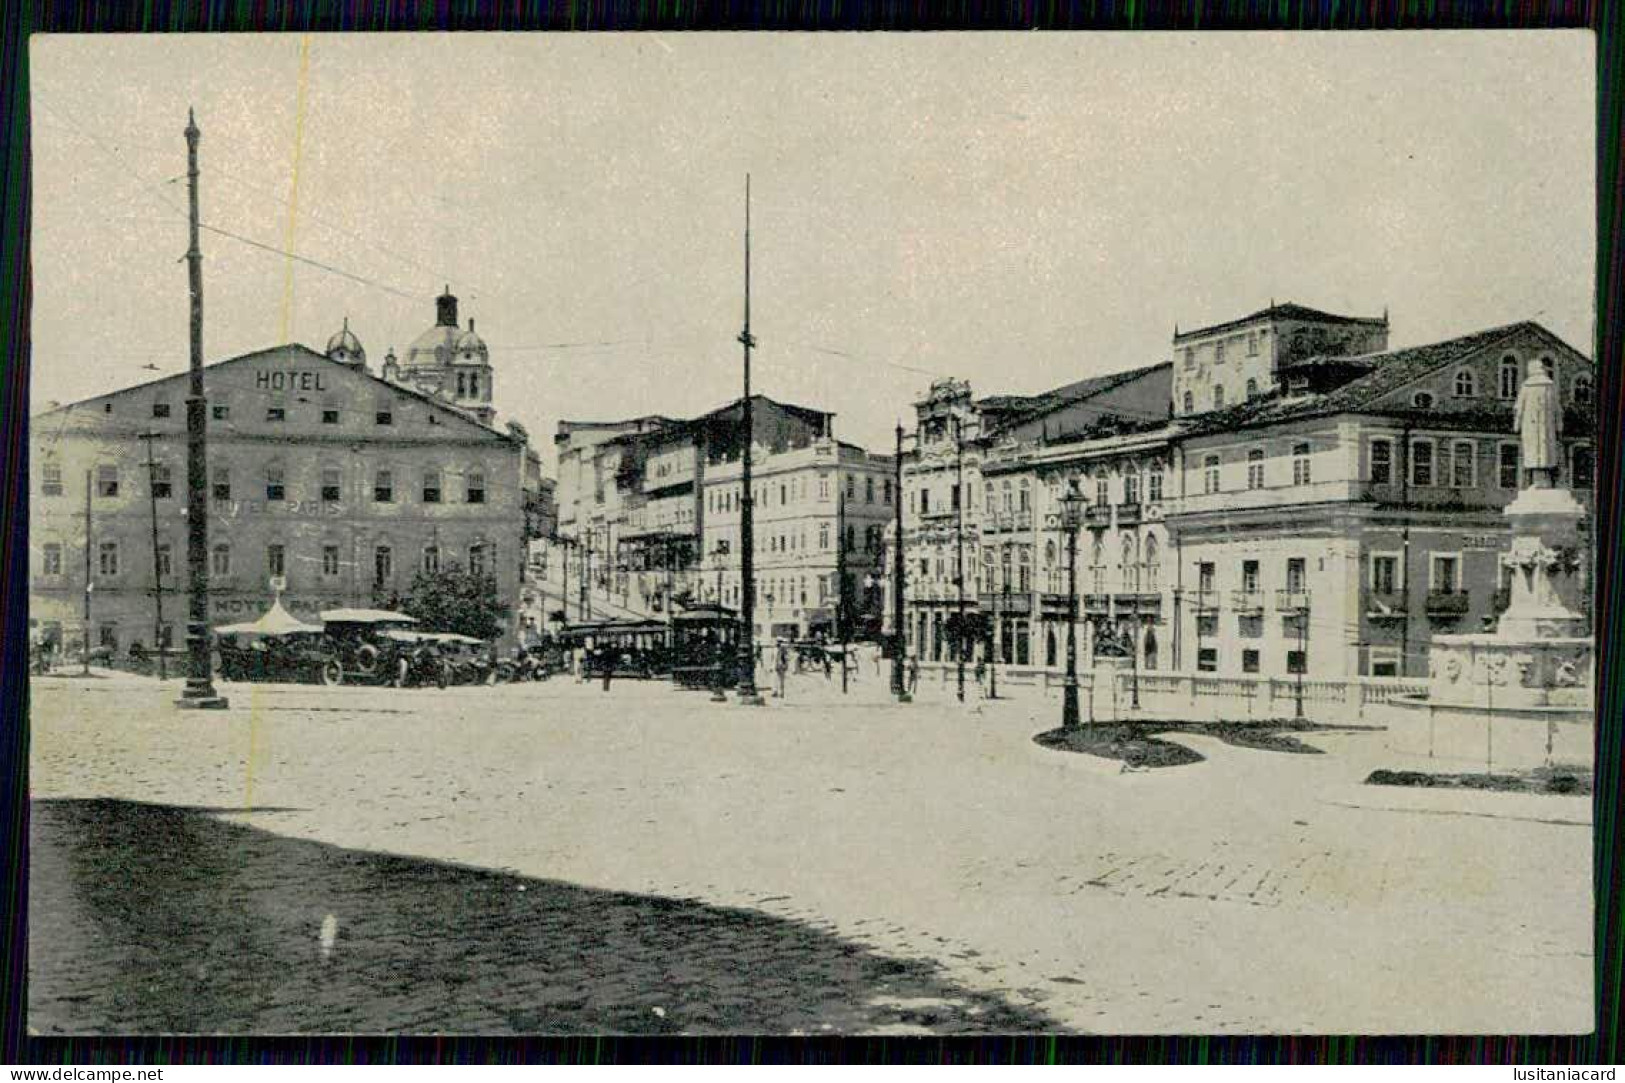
[1060,482,1084,729]
[138,431,168,681]
[953,414,966,704]
[711,542,728,702]
[177,109,226,709]
[987,554,1000,700]
[891,423,911,703]
[1130,611,1141,711]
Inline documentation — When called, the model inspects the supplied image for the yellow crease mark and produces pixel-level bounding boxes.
[250,33,312,811]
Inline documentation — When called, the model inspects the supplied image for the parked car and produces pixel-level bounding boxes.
[217,629,343,685]
[319,609,420,685]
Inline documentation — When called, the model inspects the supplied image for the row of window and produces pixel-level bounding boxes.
[705,474,893,514]
[126,402,413,426]
[42,463,491,504]
[1199,439,1596,494]
[1180,329,1267,370]
[49,539,498,581]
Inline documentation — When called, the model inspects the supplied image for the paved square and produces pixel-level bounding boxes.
[29,670,1592,1034]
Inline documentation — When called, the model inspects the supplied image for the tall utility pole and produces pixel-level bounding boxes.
[178,108,226,709]
[581,531,592,621]
[138,431,168,680]
[836,489,848,695]
[735,174,764,705]
[1061,484,1082,729]
[82,471,92,676]
[954,414,966,703]
[891,424,910,702]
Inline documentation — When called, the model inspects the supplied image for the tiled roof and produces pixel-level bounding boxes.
[1173,302,1387,343]
[976,362,1169,430]
[1178,320,1555,435]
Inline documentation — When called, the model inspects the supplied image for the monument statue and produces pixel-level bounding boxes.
[1513,358,1561,488]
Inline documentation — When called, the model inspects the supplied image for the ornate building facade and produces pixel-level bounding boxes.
[30,296,544,657]
[889,305,1595,682]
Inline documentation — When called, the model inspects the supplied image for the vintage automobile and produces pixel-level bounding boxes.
[318,608,421,685]
[379,630,456,689]
[216,601,344,685]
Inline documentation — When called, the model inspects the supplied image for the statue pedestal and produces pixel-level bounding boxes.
[1499,485,1588,639]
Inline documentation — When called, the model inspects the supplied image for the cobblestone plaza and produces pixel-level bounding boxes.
[29,671,1590,1035]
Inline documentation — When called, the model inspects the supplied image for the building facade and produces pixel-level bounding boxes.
[553,396,895,640]
[31,301,542,657]
[889,306,1595,683]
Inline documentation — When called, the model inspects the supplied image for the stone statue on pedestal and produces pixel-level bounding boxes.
[1513,358,1561,488]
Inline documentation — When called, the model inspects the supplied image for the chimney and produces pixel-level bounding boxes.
[436,285,458,328]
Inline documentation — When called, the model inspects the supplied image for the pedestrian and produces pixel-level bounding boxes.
[600,646,613,692]
[907,654,920,695]
[822,649,834,680]
[873,644,882,677]
[774,642,790,699]
[974,655,987,696]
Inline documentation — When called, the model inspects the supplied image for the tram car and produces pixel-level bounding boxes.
[669,604,743,690]
[555,618,672,679]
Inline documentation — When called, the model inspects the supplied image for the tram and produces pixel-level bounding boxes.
[554,618,671,678]
[669,604,743,689]
[553,604,745,686]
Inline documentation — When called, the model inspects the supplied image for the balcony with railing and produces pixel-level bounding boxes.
[1083,505,1113,529]
[1274,589,1311,612]
[1425,589,1470,618]
[1083,593,1111,615]
[1364,590,1407,620]
[1191,589,1221,613]
[1359,482,1505,513]
[1230,589,1265,614]
[1115,502,1142,527]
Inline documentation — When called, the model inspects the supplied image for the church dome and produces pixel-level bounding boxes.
[454,319,488,361]
[325,318,365,365]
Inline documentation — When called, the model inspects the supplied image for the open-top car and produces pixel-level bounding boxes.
[318,608,420,685]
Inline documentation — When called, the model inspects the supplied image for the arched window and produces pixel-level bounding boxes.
[210,543,231,576]
[1182,390,1194,414]
[1412,391,1435,409]
[1245,378,1259,399]
[1574,373,1594,406]
[1453,368,1475,397]
[1213,385,1226,410]
[1144,535,1161,590]
[1121,534,1139,591]
[1143,628,1159,671]
[1018,479,1031,511]
[1017,546,1031,591]
[1095,470,1110,507]
[1001,479,1012,512]
[1500,356,1520,399]
[1044,539,1056,566]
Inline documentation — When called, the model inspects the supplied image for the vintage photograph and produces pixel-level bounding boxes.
[26,32,1595,1035]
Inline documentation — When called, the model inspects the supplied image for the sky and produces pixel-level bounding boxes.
[30,32,1594,470]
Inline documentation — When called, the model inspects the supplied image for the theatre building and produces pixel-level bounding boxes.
[31,307,535,657]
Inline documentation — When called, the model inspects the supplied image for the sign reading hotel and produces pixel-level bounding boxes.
[255,370,329,392]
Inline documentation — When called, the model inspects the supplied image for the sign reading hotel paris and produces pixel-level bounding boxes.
[23,33,1599,1043]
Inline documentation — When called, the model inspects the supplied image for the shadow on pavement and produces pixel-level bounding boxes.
[30,798,1059,1036]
